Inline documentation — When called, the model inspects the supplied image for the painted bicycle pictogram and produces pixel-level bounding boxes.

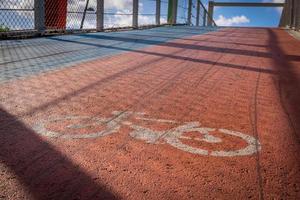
[33,111,261,157]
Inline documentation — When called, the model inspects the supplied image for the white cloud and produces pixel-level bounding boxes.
[215,15,250,26]
[104,0,133,11]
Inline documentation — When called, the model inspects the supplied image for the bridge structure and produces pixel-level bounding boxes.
[0,1,300,200]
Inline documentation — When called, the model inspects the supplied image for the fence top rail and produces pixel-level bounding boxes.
[210,2,285,7]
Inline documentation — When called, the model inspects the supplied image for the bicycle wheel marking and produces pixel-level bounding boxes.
[163,123,261,157]
[33,111,261,157]
[33,112,130,139]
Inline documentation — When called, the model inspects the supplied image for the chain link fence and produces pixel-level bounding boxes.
[138,0,156,26]
[104,0,133,29]
[177,0,188,24]
[0,0,217,38]
[160,0,168,24]
[0,0,35,31]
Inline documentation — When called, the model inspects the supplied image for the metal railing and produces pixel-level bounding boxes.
[188,0,216,27]
[280,0,300,31]
[0,0,217,38]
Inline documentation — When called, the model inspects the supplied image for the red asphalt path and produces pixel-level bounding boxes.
[0,28,300,199]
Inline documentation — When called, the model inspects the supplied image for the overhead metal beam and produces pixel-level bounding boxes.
[211,2,285,7]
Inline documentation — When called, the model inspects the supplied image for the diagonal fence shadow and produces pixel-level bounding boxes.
[5,30,279,121]
[0,107,120,200]
[16,39,277,120]
[73,32,300,61]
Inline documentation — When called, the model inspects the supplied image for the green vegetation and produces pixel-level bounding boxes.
[0,24,9,32]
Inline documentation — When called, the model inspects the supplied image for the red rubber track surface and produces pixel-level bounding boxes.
[0,28,300,199]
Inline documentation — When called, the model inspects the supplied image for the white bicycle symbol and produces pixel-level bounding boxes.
[33,111,261,157]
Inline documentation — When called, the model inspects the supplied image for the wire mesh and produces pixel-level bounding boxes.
[138,0,156,26]
[160,0,168,24]
[191,0,197,26]
[199,3,205,26]
[104,0,133,29]
[66,0,97,30]
[0,0,35,31]
[177,0,188,24]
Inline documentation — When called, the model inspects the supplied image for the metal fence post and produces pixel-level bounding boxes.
[133,0,139,28]
[285,0,290,27]
[291,0,295,28]
[292,0,298,29]
[188,0,192,25]
[203,11,207,26]
[196,0,200,26]
[173,0,178,24]
[288,0,293,28]
[156,0,161,25]
[208,1,214,26]
[34,0,45,33]
[296,0,300,31]
[167,0,177,24]
[279,1,287,28]
[96,0,104,31]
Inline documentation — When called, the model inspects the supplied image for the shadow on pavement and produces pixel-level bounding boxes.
[0,107,119,200]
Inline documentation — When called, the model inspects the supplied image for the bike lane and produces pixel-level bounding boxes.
[0,28,299,199]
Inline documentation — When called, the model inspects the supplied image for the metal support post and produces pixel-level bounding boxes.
[196,0,200,26]
[133,0,139,28]
[296,0,300,30]
[156,0,161,25]
[188,0,192,25]
[96,0,104,31]
[287,0,293,28]
[172,0,178,24]
[203,11,207,26]
[34,0,45,33]
[167,0,178,24]
[290,0,295,28]
[208,1,214,26]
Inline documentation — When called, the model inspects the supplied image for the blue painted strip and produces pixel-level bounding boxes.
[0,26,218,83]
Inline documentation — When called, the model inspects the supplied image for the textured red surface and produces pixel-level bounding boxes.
[0,28,300,199]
